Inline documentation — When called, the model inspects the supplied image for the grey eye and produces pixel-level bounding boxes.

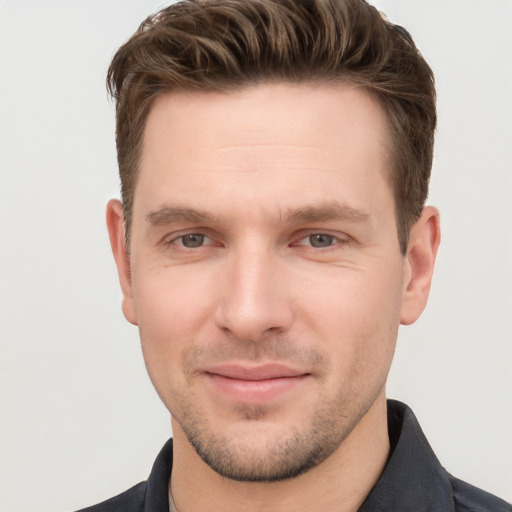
[180,234,205,248]
[309,234,335,248]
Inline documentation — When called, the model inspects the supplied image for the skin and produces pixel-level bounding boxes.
[107,83,440,512]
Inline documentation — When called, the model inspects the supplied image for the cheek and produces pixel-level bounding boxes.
[134,264,216,331]
[300,262,403,370]
[133,269,216,387]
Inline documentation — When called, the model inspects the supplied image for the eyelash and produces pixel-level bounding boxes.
[165,231,348,251]
[293,233,345,249]
[168,233,215,249]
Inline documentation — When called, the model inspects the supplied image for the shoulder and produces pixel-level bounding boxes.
[74,438,173,512]
[74,481,147,512]
[449,475,512,512]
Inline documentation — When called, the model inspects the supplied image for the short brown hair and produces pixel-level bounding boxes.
[107,0,436,254]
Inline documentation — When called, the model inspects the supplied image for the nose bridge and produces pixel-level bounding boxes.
[215,241,292,341]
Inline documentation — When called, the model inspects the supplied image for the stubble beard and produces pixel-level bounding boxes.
[164,335,392,483]
[173,382,381,482]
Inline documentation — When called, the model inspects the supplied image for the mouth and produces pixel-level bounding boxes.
[203,363,310,404]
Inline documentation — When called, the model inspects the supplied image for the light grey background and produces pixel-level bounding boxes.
[0,1,511,511]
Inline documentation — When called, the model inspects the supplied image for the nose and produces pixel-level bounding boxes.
[214,246,294,342]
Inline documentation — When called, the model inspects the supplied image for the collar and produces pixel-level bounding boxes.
[143,400,454,512]
[358,399,454,511]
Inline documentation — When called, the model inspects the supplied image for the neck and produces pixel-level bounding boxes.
[170,393,390,512]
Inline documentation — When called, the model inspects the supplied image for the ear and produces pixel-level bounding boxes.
[400,206,441,325]
[106,199,138,326]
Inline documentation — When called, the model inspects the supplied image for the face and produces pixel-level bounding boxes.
[109,83,430,481]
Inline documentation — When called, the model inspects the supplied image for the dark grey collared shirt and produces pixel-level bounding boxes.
[77,400,512,512]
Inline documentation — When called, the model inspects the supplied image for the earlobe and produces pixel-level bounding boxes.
[400,206,441,325]
[106,199,138,326]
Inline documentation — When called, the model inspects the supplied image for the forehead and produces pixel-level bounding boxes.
[136,83,392,218]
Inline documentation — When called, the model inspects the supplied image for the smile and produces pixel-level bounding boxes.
[203,364,310,404]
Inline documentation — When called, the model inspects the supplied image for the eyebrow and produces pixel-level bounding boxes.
[284,204,371,224]
[146,207,219,226]
[145,202,372,227]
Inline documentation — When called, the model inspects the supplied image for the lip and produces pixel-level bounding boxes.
[203,363,310,404]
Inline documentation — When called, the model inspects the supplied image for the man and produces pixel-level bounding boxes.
[78,0,511,511]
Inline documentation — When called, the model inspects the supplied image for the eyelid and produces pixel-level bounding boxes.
[160,228,217,248]
[178,233,211,246]
[170,232,212,244]
[159,228,351,250]
[292,231,350,247]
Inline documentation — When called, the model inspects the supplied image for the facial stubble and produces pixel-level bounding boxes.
[168,339,387,483]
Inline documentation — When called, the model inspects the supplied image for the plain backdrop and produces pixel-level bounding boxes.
[1,1,511,510]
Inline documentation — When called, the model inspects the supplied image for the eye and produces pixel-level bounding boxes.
[295,233,339,248]
[307,234,336,248]
[174,233,210,248]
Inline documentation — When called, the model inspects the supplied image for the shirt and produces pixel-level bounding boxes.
[76,400,512,512]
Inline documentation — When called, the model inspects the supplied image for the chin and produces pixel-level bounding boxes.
[176,398,364,482]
